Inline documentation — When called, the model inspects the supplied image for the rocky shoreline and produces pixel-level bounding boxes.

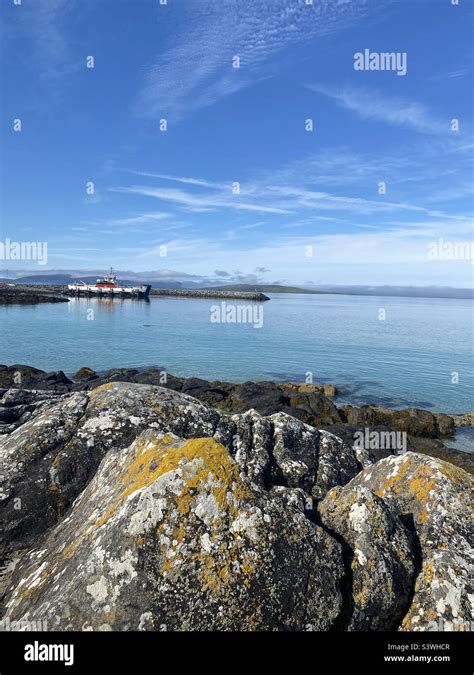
[1,363,472,473]
[0,376,472,631]
[0,285,68,306]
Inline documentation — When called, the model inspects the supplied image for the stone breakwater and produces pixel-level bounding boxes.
[0,381,472,631]
[150,288,270,301]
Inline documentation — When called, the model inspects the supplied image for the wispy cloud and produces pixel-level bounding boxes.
[135,0,381,121]
[92,212,170,227]
[110,140,472,226]
[430,68,470,81]
[307,83,447,135]
[5,0,78,76]
[125,171,223,189]
[110,185,293,215]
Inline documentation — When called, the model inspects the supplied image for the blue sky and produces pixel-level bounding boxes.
[1,0,473,286]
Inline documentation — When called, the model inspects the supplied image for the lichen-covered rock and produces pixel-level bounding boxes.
[0,382,471,632]
[0,388,65,435]
[348,453,473,631]
[0,384,360,585]
[319,485,416,630]
[2,431,344,631]
[0,383,221,568]
[0,392,89,559]
[314,430,363,500]
[225,409,273,488]
[230,410,363,500]
[409,438,474,475]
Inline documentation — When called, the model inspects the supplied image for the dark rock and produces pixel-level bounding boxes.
[0,366,72,392]
[74,367,97,381]
[44,371,71,384]
[434,413,455,437]
[453,412,474,428]
[340,405,453,439]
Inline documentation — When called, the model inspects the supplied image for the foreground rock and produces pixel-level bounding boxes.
[347,454,473,631]
[2,432,342,631]
[319,485,416,631]
[0,382,472,631]
[0,383,361,566]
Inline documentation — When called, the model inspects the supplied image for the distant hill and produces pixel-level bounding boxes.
[204,284,326,294]
[11,274,76,284]
[307,285,474,300]
[199,284,474,300]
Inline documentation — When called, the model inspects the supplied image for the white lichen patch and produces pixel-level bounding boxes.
[86,576,109,603]
[230,509,261,542]
[349,502,368,534]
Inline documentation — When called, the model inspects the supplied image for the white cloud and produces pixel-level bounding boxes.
[110,185,293,215]
[307,83,447,135]
[96,212,170,227]
[135,0,380,121]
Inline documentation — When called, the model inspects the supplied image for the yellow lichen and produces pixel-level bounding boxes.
[94,436,250,530]
[90,382,114,395]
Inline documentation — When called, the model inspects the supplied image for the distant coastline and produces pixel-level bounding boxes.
[1,276,472,301]
[207,283,474,300]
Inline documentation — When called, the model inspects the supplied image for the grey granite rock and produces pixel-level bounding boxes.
[0,383,471,632]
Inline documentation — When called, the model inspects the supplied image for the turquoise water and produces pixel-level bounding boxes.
[1,293,473,414]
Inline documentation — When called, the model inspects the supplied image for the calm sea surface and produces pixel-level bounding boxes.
[1,293,473,415]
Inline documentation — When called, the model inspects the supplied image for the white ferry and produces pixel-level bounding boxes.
[68,268,151,298]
